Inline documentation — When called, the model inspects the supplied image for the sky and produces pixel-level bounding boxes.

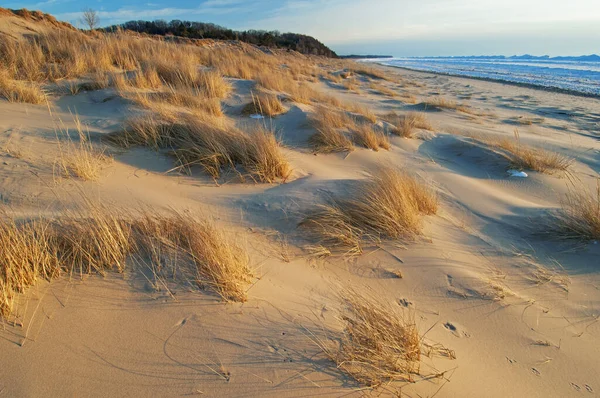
[5,0,600,56]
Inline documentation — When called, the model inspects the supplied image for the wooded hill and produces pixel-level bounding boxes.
[105,20,338,58]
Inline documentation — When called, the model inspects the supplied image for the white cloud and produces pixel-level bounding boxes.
[247,0,600,43]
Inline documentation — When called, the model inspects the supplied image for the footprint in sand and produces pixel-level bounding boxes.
[444,321,471,338]
[398,298,414,308]
[531,368,541,376]
[570,383,581,392]
[585,385,593,393]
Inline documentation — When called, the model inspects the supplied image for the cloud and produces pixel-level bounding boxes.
[247,0,600,43]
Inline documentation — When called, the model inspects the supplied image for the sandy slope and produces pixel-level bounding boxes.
[1,55,600,398]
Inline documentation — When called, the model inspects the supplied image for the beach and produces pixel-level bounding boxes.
[1,12,600,397]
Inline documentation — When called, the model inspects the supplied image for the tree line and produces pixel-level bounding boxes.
[104,20,337,58]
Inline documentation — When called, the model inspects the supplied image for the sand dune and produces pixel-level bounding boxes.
[1,9,600,398]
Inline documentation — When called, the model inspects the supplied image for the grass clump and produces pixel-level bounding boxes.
[309,127,355,154]
[351,123,390,151]
[553,181,600,241]
[109,114,290,183]
[489,130,573,174]
[311,106,354,130]
[132,213,252,302]
[369,82,396,97]
[300,168,437,255]
[55,116,110,181]
[0,206,131,318]
[0,71,46,104]
[242,124,292,183]
[0,205,254,317]
[387,112,432,138]
[242,92,286,116]
[308,106,355,153]
[311,287,453,391]
[425,97,469,113]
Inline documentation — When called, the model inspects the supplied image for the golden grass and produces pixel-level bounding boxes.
[0,205,131,318]
[313,287,421,387]
[400,93,418,104]
[109,114,290,183]
[131,66,162,89]
[511,116,545,125]
[309,127,355,154]
[0,205,253,317]
[343,79,359,92]
[162,84,224,116]
[0,71,46,104]
[554,181,600,241]
[311,106,353,129]
[197,70,232,99]
[425,97,469,113]
[308,106,356,153]
[242,124,292,183]
[488,130,573,173]
[287,83,315,104]
[327,72,343,84]
[348,65,390,80]
[256,70,294,92]
[242,92,286,116]
[349,104,377,124]
[300,168,437,255]
[55,116,110,181]
[132,213,252,302]
[351,123,390,151]
[386,112,432,138]
[369,82,396,97]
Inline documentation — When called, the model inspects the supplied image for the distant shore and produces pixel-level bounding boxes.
[372,62,600,99]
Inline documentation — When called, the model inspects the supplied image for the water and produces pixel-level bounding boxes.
[377,57,600,96]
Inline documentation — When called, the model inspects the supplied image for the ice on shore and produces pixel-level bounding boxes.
[507,169,528,178]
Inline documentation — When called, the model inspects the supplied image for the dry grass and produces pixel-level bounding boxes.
[510,116,545,125]
[487,130,573,173]
[55,116,110,181]
[162,84,224,116]
[369,82,396,97]
[553,181,600,241]
[311,287,423,388]
[300,168,437,255]
[349,65,390,80]
[287,83,315,104]
[343,79,359,92]
[308,106,356,153]
[386,112,432,138]
[400,94,418,104]
[351,123,390,151]
[309,127,355,154]
[349,104,377,124]
[132,213,252,302]
[242,92,286,116]
[0,71,46,104]
[109,114,290,183]
[311,106,354,130]
[241,124,292,183]
[197,70,232,99]
[425,97,469,113]
[130,66,162,89]
[0,205,253,317]
[0,204,131,318]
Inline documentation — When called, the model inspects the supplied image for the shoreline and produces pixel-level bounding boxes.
[371,62,600,100]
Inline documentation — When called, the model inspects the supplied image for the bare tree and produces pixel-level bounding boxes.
[80,8,100,30]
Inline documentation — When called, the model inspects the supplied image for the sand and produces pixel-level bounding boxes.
[1,17,600,398]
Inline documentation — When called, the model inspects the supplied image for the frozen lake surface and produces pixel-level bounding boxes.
[377,57,600,96]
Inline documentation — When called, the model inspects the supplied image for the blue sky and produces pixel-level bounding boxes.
[5,0,600,56]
